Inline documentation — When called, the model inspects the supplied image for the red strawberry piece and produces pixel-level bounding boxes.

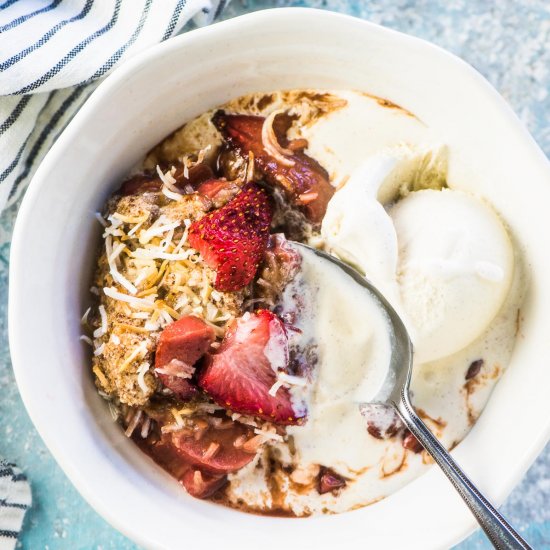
[197,310,305,425]
[132,429,192,481]
[155,316,215,400]
[212,111,335,224]
[133,416,255,499]
[264,233,302,283]
[171,419,256,474]
[317,467,347,495]
[118,162,214,196]
[402,430,423,453]
[188,182,272,291]
[181,469,228,499]
[196,179,241,208]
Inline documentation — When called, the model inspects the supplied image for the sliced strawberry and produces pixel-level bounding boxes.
[155,316,215,400]
[133,416,255,499]
[119,162,214,196]
[197,310,304,425]
[263,234,302,286]
[171,419,256,474]
[181,469,228,499]
[188,182,272,291]
[212,111,334,224]
[196,179,241,209]
[318,467,347,495]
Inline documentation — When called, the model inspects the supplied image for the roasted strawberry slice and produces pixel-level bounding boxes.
[155,316,215,400]
[119,162,214,196]
[181,469,228,499]
[318,467,347,495]
[133,428,232,499]
[171,419,256,474]
[188,182,272,291]
[196,179,241,208]
[212,111,334,224]
[197,310,304,425]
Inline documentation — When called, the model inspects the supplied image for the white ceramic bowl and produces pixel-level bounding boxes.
[9,8,550,550]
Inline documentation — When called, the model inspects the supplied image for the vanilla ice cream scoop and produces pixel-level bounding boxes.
[321,145,448,304]
[321,155,400,301]
[390,189,514,363]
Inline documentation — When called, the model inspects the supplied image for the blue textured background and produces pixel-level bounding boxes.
[2,1,550,548]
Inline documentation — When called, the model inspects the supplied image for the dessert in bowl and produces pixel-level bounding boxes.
[9,8,550,549]
[85,90,523,516]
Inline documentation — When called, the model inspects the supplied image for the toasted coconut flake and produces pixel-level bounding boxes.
[93,343,105,356]
[137,361,151,394]
[103,286,155,310]
[268,379,284,397]
[278,372,307,387]
[197,402,224,414]
[242,434,264,453]
[120,341,149,373]
[246,151,255,182]
[80,334,93,346]
[161,423,184,434]
[93,365,109,386]
[254,427,284,443]
[81,307,91,326]
[140,416,151,438]
[203,442,221,460]
[261,109,295,167]
[138,215,180,245]
[106,235,138,295]
[95,212,108,227]
[93,305,108,338]
[108,401,120,421]
[171,408,185,427]
[124,409,143,437]
[234,435,247,449]
[113,212,148,224]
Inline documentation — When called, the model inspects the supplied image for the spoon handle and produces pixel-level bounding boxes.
[394,393,531,550]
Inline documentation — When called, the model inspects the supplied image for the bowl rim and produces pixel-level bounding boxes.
[9,7,550,550]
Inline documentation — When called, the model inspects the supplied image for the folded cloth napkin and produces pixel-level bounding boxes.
[0,0,225,210]
[0,461,31,550]
[0,1,225,546]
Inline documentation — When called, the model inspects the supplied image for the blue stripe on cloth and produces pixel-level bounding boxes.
[0,0,19,10]
[86,0,152,82]
[0,134,33,183]
[0,0,95,72]
[162,0,187,40]
[0,530,18,538]
[214,0,226,20]
[13,0,123,95]
[8,86,90,198]
[0,96,30,133]
[0,502,29,510]
[0,92,57,184]
[0,0,63,33]
[9,473,27,483]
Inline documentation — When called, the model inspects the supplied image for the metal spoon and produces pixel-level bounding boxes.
[294,242,531,550]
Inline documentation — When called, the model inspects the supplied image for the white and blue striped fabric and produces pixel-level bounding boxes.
[0,461,31,550]
[0,0,226,211]
[0,1,224,547]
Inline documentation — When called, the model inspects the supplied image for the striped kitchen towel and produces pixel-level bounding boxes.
[0,0,226,211]
[0,1,225,547]
[0,461,31,550]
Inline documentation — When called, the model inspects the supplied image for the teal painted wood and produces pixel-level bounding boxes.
[1,1,549,548]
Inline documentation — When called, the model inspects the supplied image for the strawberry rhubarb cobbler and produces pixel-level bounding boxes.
[84,90,524,516]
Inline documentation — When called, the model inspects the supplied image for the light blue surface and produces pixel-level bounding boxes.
[1,1,550,548]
